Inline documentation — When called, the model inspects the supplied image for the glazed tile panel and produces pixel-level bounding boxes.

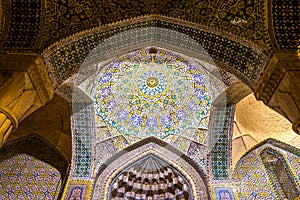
[0,154,61,200]
[233,151,276,199]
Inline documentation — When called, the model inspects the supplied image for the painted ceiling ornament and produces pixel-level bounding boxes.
[90,47,225,144]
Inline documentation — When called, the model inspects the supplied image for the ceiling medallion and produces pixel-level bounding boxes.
[91,47,225,142]
[146,76,159,88]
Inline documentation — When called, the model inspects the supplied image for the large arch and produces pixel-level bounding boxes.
[92,137,211,200]
[51,18,268,198]
[42,16,268,89]
[57,43,248,197]
[75,45,239,182]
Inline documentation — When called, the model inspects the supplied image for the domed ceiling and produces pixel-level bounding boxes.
[79,47,226,146]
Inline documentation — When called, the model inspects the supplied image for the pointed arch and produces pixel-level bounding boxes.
[233,138,300,199]
[92,137,211,200]
[43,16,268,88]
[0,134,69,199]
[260,147,300,199]
[109,154,193,199]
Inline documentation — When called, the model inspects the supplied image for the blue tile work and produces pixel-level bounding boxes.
[187,141,208,172]
[45,19,268,87]
[287,153,300,181]
[72,103,94,178]
[209,105,235,181]
[233,151,276,199]
[233,139,300,199]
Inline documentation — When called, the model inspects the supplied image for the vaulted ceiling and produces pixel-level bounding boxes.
[0,0,299,159]
[0,0,298,54]
[0,1,299,199]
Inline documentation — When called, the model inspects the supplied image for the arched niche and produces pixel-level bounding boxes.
[233,138,300,199]
[109,154,193,199]
[0,134,69,199]
[92,137,211,200]
[260,147,300,199]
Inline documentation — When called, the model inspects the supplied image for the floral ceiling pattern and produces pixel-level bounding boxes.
[81,47,226,144]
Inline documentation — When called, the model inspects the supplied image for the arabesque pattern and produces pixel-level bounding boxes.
[0,154,61,200]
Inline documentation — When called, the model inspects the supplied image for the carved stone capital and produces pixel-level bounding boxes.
[0,54,54,146]
[0,106,18,129]
[27,56,54,105]
[0,54,54,105]
[255,51,300,133]
[255,52,299,103]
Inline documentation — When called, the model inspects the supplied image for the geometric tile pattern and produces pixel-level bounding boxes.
[233,139,300,200]
[46,19,268,87]
[187,141,208,172]
[94,135,131,173]
[1,0,267,52]
[43,0,265,47]
[90,47,224,141]
[0,134,68,178]
[0,154,61,200]
[209,0,265,43]
[42,0,99,50]
[210,105,235,181]
[233,151,276,199]
[0,0,42,51]
[92,124,210,177]
[93,135,208,176]
[76,47,229,177]
[72,103,94,178]
[271,0,299,49]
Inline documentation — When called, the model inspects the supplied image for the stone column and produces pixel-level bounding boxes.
[255,51,300,133]
[0,54,54,146]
